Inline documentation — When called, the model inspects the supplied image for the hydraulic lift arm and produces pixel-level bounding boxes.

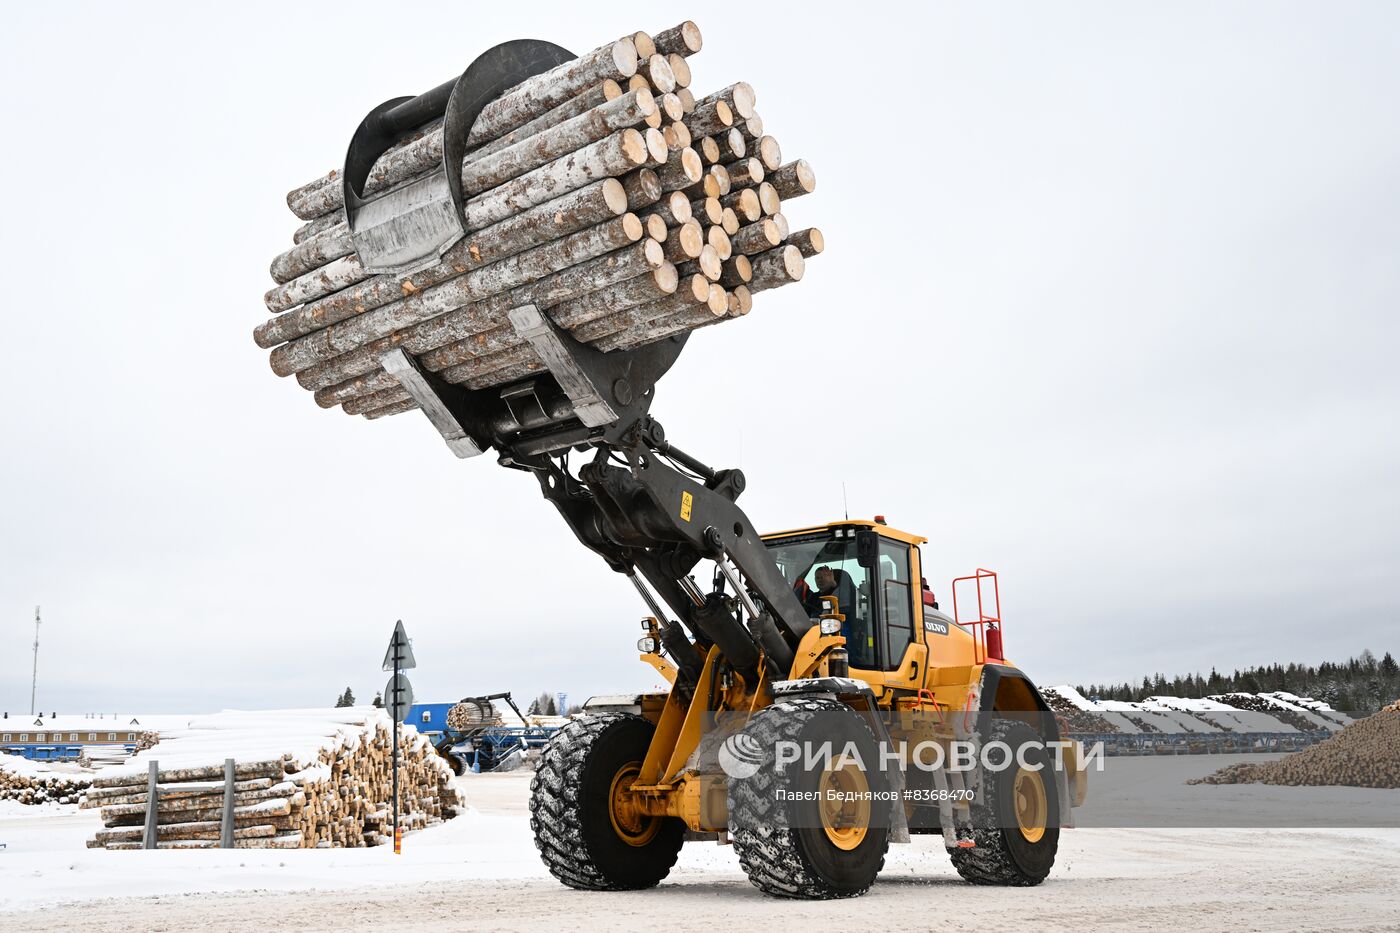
[384,303,814,693]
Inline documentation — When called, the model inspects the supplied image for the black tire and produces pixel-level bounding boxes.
[728,697,890,899]
[529,713,685,891]
[950,718,1060,886]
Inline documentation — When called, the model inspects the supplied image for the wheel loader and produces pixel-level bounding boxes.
[297,40,1088,900]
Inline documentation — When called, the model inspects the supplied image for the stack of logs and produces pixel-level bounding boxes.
[0,758,92,805]
[257,20,823,421]
[1189,706,1400,788]
[446,698,502,730]
[83,720,457,849]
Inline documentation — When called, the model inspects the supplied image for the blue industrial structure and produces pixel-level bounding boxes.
[408,695,563,774]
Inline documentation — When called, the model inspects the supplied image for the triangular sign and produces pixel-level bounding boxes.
[382,619,417,671]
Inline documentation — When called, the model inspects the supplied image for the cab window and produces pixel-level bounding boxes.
[876,539,915,670]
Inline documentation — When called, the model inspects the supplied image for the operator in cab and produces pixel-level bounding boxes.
[793,565,848,617]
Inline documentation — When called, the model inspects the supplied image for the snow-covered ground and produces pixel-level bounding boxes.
[2,758,1398,931]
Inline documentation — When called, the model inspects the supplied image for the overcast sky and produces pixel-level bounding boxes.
[1,2,1396,717]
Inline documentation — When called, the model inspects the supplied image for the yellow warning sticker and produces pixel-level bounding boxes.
[680,491,693,522]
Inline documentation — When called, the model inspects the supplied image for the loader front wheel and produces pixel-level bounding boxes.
[727,698,890,899]
[950,718,1060,886]
[529,713,684,890]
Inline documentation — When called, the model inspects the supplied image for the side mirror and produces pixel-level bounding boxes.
[855,530,878,568]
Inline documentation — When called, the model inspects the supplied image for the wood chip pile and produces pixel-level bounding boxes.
[1189,707,1400,788]
[81,709,457,849]
[256,21,822,422]
[0,756,92,805]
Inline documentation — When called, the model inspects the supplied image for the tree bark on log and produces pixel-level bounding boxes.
[748,244,805,293]
[731,218,781,256]
[270,214,644,376]
[788,227,824,257]
[769,159,815,200]
[300,239,665,392]
[698,83,756,121]
[657,147,702,191]
[721,187,761,224]
[720,254,753,287]
[255,179,629,349]
[462,128,653,231]
[724,157,764,188]
[92,761,284,789]
[621,168,662,210]
[286,40,639,220]
[652,21,703,57]
[646,190,693,226]
[264,255,365,314]
[458,89,656,197]
[661,220,704,262]
[467,80,623,165]
[684,99,733,139]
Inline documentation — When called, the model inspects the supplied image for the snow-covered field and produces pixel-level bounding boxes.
[2,757,1398,932]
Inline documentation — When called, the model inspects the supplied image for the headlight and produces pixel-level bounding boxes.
[819,618,842,636]
[637,636,659,653]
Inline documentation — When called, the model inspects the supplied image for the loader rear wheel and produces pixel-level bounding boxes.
[727,697,890,899]
[950,718,1060,886]
[529,713,684,890]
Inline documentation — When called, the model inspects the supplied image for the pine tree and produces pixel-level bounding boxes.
[372,692,384,708]
[334,687,355,708]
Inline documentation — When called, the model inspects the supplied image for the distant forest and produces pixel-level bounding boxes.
[1076,650,1398,711]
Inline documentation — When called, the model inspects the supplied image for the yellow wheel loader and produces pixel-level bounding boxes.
[300,38,1088,900]
[388,324,1088,896]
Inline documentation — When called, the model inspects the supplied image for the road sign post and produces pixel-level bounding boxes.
[382,620,416,854]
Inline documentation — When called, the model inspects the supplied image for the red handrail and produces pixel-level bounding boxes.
[950,568,1002,665]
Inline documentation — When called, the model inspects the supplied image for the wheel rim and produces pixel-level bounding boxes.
[818,761,870,851]
[608,762,660,847]
[1013,766,1047,843]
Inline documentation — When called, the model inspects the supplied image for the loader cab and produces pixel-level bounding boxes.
[762,520,925,675]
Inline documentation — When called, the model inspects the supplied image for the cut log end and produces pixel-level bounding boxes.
[611,38,641,79]
[666,54,692,90]
[757,181,781,217]
[757,136,783,172]
[620,128,650,166]
[789,227,824,258]
[773,159,816,199]
[631,31,657,61]
[643,54,677,94]
[602,177,630,214]
[706,225,733,261]
[720,207,739,236]
[642,214,668,242]
[644,128,669,165]
[660,93,685,123]
[653,21,703,57]
[720,254,753,287]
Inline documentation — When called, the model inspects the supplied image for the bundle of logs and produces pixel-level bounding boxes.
[0,757,92,805]
[1190,706,1400,788]
[446,698,502,730]
[82,716,457,849]
[257,20,822,421]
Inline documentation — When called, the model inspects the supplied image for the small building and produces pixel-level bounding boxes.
[0,714,153,762]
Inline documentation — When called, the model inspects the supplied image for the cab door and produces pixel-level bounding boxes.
[856,531,927,688]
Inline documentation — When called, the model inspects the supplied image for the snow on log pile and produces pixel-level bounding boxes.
[1040,686,1120,734]
[1189,706,1400,788]
[1041,686,1347,735]
[257,21,823,421]
[0,755,92,805]
[1207,693,1341,733]
[80,709,457,850]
